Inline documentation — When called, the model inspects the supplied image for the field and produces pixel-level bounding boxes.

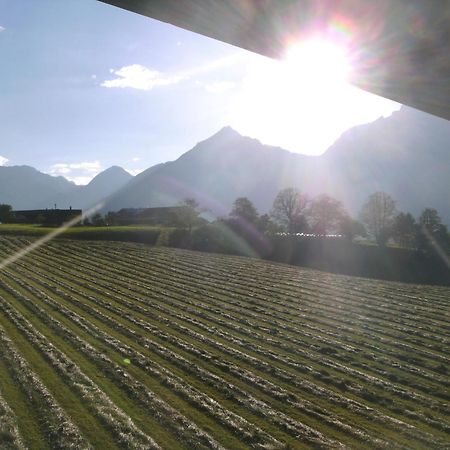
[0,236,449,449]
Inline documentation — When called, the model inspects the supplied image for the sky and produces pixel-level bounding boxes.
[0,0,400,185]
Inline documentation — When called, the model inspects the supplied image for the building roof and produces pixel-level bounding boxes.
[99,0,450,121]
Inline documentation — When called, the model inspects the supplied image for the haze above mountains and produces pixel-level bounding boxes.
[1,106,449,223]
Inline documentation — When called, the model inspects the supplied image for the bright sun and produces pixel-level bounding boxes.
[229,39,399,155]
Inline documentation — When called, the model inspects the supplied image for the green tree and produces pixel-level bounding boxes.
[360,192,396,246]
[0,204,12,223]
[392,212,417,248]
[230,197,259,224]
[105,211,118,226]
[91,213,106,227]
[417,208,450,256]
[419,208,442,229]
[271,188,308,233]
[338,216,367,241]
[307,194,347,235]
[177,198,204,231]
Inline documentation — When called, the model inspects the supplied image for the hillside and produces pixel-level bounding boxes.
[0,237,449,448]
[0,165,132,211]
[54,165,133,210]
[1,106,449,222]
[104,106,450,222]
[0,165,76,209]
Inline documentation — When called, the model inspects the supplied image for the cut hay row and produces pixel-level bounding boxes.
[0,236,449,449]
[25,245,450,419]
[4,251,446,448]
[0,386,26,450]
[0,322,91,450]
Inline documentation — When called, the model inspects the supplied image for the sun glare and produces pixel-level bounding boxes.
[229,39,399,155]
[284,40,351,87]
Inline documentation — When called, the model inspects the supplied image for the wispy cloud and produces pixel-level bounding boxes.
[102,64,183,91]
[205,81,235,94]
[0,155,8,166]
[102,53,246,92]
[48,161,102,185]
[0,26,5,33]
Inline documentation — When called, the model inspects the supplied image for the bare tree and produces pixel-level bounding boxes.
[307,194,347,235]
[271,188,308,233]
[360,192,396,246]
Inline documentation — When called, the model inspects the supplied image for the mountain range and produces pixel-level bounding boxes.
[1,106,449,223]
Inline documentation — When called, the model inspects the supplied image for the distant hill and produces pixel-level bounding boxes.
[0,165,76,209]
[1,106,449,223]
[0,165,133,211]
[54,166,133,210]
[104,106,450,223]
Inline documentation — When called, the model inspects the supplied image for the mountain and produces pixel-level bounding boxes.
[54,166,133,210]
[104,108,450,223]
[0,165,76,209]
[322,107,450,221]
[2,106,449,223]
[103,127,316,216]
[0,165,133,211]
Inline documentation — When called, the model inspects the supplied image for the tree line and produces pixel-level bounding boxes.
[212,189,449,256]
[1,189,449,257]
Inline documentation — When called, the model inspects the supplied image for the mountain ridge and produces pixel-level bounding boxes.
[1,106,449,223]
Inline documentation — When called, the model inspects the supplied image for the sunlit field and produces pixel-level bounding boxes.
[0,236,449,449]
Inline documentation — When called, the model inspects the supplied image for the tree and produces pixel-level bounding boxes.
[360,192,396,246]
[392,212,417,248]
[0,204,12,223]
[271,188,308,233]
[419,208,442,229]
[230,197,258,225]
[338,216,367,241]
[417,208,450,256]
[177,198,203,231]
[91,213,106,226]
[105,211,118,226]
[307,194,347,235]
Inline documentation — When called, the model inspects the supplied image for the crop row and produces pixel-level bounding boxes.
[0,386,26,450]
[1,237,449,449]
[4,256,446,448]
[17,242,450,422]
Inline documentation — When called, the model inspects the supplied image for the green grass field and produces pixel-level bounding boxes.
[0,236,449,449]
[0,223,163,236]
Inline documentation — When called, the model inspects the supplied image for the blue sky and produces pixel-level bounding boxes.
[0,0,400,184]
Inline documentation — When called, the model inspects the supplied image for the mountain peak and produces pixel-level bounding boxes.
[210,126,242,140]
[87,166,132,186]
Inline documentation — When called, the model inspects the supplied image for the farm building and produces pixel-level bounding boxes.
[9,208,82,226]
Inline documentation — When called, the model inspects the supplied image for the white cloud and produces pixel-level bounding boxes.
[101,53,245,92]
[91,74,97,80]
[205,81,235,94]
[102,64,183,91]
[48,161,102,185]
[125,168,143,176]
[131,157,140,162]
[0,26,5,33]
[0,155,8,166]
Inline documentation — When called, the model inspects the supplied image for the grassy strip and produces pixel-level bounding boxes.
[0,224,163,244]
[0,386,26,450]
[0,289,162,450]
[15,249,442,447]
[0,323,91,449]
